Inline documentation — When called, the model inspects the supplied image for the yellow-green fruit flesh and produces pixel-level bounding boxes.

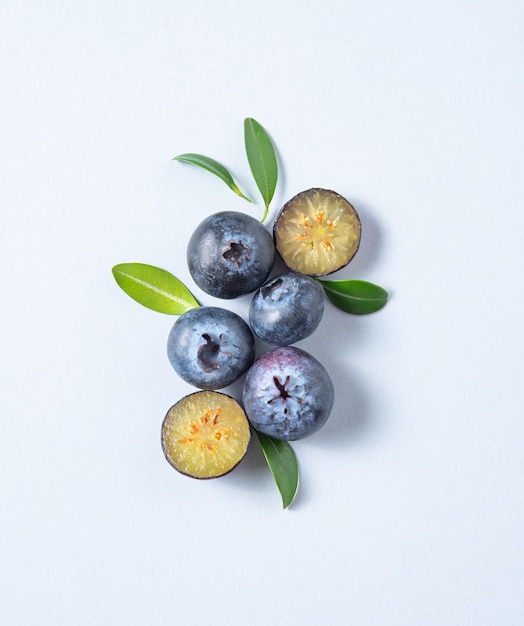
[273,188,361,276]
[161,391,251,479]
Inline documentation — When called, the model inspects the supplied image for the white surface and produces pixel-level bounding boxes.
[2,1,524,625]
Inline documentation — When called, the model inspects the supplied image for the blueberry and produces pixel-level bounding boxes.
[273,188,361,276]
[167,307,255,389]
[161,390,251,479]
[187,211,275,299]
[249,272,325,345]
[242,346,334,440]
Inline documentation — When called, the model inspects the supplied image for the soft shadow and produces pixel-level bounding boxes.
[219,437,271,500]
[268,253,289,278]
[302,305,371,356]
[270,138,288,223]
[307,358,377,450]
[339,198,385,276]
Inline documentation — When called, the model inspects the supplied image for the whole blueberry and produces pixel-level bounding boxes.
[167,307,255,390]
[242,346,334,440]
[187,211,275,299]
[249,272,325,345]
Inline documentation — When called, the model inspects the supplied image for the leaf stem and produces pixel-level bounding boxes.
[231,184,253,203]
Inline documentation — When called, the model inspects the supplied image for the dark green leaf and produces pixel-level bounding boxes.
[173,153,252,202]
[244,118,278,222]
[112,263,199,314]
[256,431,298,509]
[319,279,389,315]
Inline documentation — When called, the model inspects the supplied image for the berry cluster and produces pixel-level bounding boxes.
[113,119,387,507]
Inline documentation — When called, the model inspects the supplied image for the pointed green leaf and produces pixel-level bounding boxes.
[244,118,278,222]
[256,431,298,509]
[173,153,252,202]
[319,279,388,315]
[112,263,199,314]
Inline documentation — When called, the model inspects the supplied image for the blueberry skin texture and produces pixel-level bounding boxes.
[242,346,335,440]
[187,211,275,299]
[249,272,325,345]
[167,307,255,390]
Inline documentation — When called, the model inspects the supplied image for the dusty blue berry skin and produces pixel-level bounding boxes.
[187,211,275,299]
[167,307,255,390]
[249,272,325,345]
[242,346,334,440]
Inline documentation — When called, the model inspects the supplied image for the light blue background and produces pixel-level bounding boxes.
[2,1,523,624]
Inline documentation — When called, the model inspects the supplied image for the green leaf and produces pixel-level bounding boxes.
[112,263,200,314]
[319,279,389,315]
[244,118,278,222]
[173,153,252,202]
[256,431,298,509]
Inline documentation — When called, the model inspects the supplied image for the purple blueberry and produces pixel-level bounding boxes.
[249,272,325,345]
[187,211,275,299]
[242,346,334,440]
[167,307,255,389]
